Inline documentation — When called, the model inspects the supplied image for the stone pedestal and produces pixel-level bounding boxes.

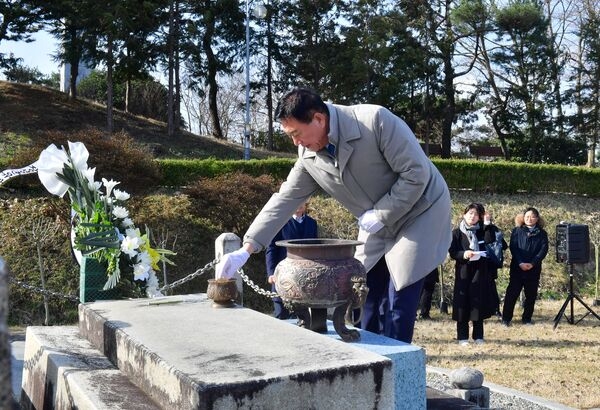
[22,294,407,409]
[448,386,490,408]
[448,366,490,408]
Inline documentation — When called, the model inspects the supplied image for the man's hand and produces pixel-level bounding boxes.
[215,248,250,279]
[358,209,384,233]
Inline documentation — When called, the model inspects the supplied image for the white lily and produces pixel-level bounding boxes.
[67,141,90,171]
[102,178,120,198]
[34,144,71,197]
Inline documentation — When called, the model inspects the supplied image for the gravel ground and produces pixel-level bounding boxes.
[426,367,576,410]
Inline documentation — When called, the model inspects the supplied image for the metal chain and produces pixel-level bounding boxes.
[238,269,279,298]
[8,257,276,301]
[158,259,218,293]
[9,277,80,302]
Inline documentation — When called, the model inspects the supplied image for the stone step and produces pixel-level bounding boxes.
[20,326,160,409]
[78,294,395,409]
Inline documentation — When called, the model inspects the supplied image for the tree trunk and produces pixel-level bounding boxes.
[202,8,223,139]
[69,61,79,99]
[106,36,114,134]
[441,55,455,159]
[167,0,175,137]
[174,0,181,134]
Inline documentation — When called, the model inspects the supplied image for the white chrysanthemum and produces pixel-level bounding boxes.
[125,227,141,239]
[145,272,163,298]
[102,178,120,198]
[133,262,151,281]
[120,235,141,257]
[137,251,152,266]
[112,206,129,219]
[121,217,134,228]
[113,189,130,201]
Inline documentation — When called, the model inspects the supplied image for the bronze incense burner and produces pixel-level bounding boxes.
[274,238,368,342]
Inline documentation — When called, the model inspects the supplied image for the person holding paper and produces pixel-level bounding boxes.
[448,203,497,346]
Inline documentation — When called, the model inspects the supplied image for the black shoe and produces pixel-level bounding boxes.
[419,314,431,320]
[522,320,534,326]
[501,320,511,327]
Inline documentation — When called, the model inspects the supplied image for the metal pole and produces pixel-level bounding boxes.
[244,0,251,160]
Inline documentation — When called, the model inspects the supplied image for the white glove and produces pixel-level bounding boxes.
[215,248,250,279]
[358,209,385,233]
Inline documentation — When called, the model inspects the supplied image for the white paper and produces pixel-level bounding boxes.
[469,251,487,261]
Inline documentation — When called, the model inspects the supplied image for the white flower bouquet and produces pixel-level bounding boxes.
[34,141,174,296]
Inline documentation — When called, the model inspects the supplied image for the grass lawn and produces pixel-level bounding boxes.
[414,299,600,409]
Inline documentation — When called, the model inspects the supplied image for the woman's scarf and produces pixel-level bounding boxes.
[460,219,480,251]
[525,224,541,237]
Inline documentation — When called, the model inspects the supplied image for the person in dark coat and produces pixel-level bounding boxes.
[501,207,549,326]
[265,202,318,319]
[417,268,440,320]
[483,211,508,317]
[448,203,496,345]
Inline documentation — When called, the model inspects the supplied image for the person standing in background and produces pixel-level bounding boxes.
[502,207,549,326]
[266,202,318,319]
[448,203,496,346]
[484,211,508,317]
[417,268,440,320]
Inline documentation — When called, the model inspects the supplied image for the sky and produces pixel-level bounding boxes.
[0,30,60,78]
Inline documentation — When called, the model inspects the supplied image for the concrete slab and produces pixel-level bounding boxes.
[78,294,394,410]
[317,321,427,410]
[20,326,160,409]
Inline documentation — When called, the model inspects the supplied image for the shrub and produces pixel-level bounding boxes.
[0,197,79,325]
[184,172,280,238]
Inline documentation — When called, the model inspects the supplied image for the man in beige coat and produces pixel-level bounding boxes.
[217,87,451,343]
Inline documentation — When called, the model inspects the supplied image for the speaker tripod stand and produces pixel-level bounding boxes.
[553,263,600,329]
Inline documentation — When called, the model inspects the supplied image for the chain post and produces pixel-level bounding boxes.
[215,233,243,306]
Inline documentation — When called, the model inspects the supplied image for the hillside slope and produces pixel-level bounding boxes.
[0,81,289,160]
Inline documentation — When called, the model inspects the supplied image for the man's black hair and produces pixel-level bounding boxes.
[274,87,329,124]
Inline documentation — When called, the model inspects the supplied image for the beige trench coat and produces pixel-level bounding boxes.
[244,103,452,290]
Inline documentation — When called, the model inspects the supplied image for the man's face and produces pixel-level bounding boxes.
[280,112,329,152]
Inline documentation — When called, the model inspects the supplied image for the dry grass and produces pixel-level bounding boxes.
[0,81,291,160]
[413,299,600,409]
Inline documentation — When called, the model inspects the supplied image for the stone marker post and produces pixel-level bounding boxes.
[0,258,14,409]
[448,366,489,408]
[215,233,243,305]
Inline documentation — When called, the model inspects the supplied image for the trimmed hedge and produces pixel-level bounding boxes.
[159,158,295,187]
[158,157,600,197]
[435,159,600,196]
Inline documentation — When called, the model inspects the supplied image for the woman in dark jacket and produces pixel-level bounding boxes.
[501,207,549,326]
[448,203,496,345]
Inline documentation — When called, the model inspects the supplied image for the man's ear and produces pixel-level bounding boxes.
[313,112,327,129]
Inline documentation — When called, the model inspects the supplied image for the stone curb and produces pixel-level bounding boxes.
[426,366,577,410]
